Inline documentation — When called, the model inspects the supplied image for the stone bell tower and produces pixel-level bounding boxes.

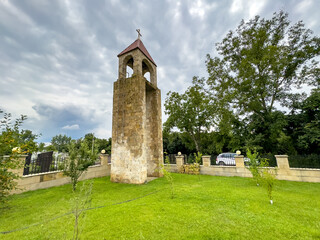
[111,31,163,184]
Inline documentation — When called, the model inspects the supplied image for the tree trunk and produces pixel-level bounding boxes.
[190,131,200,153]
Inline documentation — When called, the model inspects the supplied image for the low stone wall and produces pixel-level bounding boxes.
[276,168,320,182]
[165,164,178,173]
[11,154,320,194]
[11,154,111,194]
[173,155,320,183]
[200,165,252,178]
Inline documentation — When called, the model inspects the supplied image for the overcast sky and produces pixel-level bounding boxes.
[1,0,319,142]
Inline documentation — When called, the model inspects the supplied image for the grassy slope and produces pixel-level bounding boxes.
[1,174,320,240]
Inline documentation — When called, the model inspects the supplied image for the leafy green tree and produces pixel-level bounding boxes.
[83,133,95,151]
[206,11,320,153]
[19,130,38,148]
[83,134,111,154]
[163,131,191,154]
[164,77,215,152]
[62,139,97,191]
[0,110,37,204]
[286,88,320,154]
[37,142,46,152]
[51,134,72,152]
[96,138,112,154]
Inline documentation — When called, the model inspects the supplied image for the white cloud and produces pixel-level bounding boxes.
[189,0,217,19]
[295,0,313,13]
[230,0,244,13]
[230,0,266,18]
[1,0,319,142]
[62,124,80,130]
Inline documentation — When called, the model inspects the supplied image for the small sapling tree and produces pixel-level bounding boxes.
[193,152,202,179]
[160,153,174,199]
[246,149,277,204]
[63,140,97,192]
[70,181,93,240]
[259,158,277,205]
[246,149,261,186]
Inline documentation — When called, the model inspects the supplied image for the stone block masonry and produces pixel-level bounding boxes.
[111,75,148,184]
[111,37,163,184]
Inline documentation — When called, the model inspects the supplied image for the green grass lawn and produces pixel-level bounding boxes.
[1,174,320,239]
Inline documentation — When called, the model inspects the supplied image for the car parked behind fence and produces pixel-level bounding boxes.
[216,153,249,166]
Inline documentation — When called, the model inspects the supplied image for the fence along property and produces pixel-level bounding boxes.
[23,152,63,175]
[11,153,110,194]
[167,154,320,183]
[23,151,104,176]
[9,153,320,194]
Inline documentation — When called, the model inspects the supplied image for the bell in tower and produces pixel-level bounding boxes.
[111,30,163,184]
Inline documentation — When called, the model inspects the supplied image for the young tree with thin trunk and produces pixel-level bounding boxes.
[62,140,97,192]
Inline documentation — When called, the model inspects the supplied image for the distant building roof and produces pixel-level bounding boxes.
[117,39,156,66]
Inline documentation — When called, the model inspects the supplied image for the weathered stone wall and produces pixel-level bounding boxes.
[118,51,157,86]
[111,75,148,184]
[112,43,163,184]
[111,77,163,183]
[146,86,163,177]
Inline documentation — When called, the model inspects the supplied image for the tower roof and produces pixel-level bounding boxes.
[117,39,157,66]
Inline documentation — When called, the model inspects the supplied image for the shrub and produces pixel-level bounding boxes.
[178,152,202,175]
[0,110,36,205]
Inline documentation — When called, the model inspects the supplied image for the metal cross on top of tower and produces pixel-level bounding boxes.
[136,29,142,40]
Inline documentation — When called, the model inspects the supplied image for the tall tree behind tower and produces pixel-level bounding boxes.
[164,77,215,152]
[206,11,320,152]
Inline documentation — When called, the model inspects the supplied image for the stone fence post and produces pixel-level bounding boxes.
[202,155,211,167]
[100,154,109,165]
[275,155,289,169]
[176,155,184,169]
[7,155,27,177]
[235,155,245,168]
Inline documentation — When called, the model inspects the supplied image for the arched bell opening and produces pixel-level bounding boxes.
[142,59,154,83]
[144,72,151,82]
[125,56,134,78]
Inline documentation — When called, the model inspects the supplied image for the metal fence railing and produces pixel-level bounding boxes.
[211,155,218,165]
[289,154,320,169]
[164,153,205,165]
[164,154,177,164]
[23,152,67,175]
[260,154,277,167]
[23,152,104,176]
[163,153,277,167]
[40,152,317,170]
